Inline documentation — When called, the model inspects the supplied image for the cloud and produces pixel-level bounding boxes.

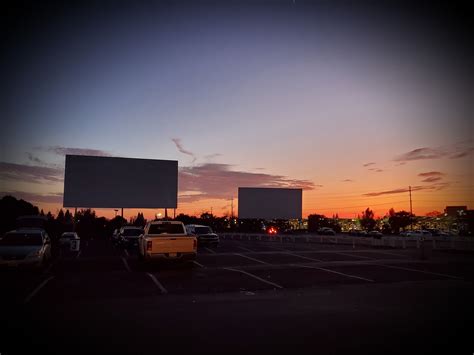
[341,179,354,182]
[0,162,64,184]
[394,142,474,162]
[204,153,222,160]
[171,138,196,163]
[1,191,63,204]
[363,162,376,167]
[362,183,450,197]
[38,146,111,157]
[26,153,45,165]
[418,171,444,178]
[421,176,443,183]
[368,168,384,172]
[178,163,316,202]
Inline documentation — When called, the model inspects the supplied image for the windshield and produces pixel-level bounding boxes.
[195,227,212,234]
[148,224,185,234]
[123,229,143,236]
[1,232,43,246]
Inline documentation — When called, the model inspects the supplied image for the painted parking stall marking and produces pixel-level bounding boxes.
[147,273,168,294]
[293,264,375,282]
[234,253,269,265]
[223,267,284,289]
[24,276,55,304]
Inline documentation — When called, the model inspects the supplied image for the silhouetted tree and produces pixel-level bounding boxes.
[360,208,376,231]
[388,209,413,234]
[133,212,146,227]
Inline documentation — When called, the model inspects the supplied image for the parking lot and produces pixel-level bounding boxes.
[2,237,474,355]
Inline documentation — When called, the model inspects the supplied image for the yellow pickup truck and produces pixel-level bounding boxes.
[138,221,197,263]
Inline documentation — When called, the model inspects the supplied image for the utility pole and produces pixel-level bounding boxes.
[231,196,234,219]
[165,208,168,219]
[409,186,413,230]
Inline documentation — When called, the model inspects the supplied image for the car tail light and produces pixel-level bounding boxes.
[146,241,152,251]
[193,239,197,249]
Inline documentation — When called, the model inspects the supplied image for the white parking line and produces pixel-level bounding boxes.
[335,252,374,260]
[123,249,130,258]
[368,251,409,258]
[24,276,54,304]
[193,260,204,268]
[237,246,255,252]
[294,264,374,282]
[377,264,464,280]
[234,253,269,265]
[204,247,216,254]
[147,273,168,294]
[223,268,283,289]
[283,252,323,262]
[121,257,131,272]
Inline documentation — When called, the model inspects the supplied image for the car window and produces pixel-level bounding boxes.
[148,224,185,234]
[1,232,43,246]
[123,229,143,236]
[195,227,212,234]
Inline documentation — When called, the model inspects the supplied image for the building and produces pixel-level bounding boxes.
[444,206,468,217]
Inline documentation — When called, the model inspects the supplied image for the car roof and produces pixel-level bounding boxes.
[122,226,142,229]
[148,221,183,225]
[9,228,45,234]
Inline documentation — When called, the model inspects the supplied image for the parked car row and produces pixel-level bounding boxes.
[113,223,220,249]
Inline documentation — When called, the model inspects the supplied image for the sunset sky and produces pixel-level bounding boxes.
[2,1,473,220]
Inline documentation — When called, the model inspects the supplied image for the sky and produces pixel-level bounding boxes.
[1,1,473,220]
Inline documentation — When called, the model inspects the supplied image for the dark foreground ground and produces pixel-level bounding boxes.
[2,237,473,354]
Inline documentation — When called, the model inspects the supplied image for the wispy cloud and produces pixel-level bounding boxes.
[341,179,354,182]
[363,162,376,167]
[418,171,444,178]
[1,191,63,204]
[394,142,474,162]
[171,138,196,163]
[0,162,64,184]
[362,183,449,197]
[37,146,111,157]
[204,153,222,160]
[421,176,443,183]
[368,168,384,173]
[178,163,316,202]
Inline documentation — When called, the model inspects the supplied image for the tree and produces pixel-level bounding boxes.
[57,209,65,223]
[133,212,146,227]
[360,208,376,231]
[388,209,413,234]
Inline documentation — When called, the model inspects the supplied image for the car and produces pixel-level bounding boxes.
[317,227,336,235]
[368,231,383,239]
[111,229,120,244]
[59,232,80,252]
[0,228,52,269]
[405,230,433,238]
[138,221,196,264]
[119,226,144,248]
[185,224,219,247]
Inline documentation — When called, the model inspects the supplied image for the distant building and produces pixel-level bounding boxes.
[444,206,468,217]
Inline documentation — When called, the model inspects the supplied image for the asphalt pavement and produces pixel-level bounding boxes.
[1,237,473,355]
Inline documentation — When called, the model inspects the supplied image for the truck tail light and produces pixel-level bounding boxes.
[146,241,152,251]
[193,239,197,250]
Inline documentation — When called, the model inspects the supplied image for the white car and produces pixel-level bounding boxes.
[0,228,52,269]
[185,224,219,246]
[406,230,432,238]
[59,232,80,252]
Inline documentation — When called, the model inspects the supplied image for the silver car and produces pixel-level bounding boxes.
[0,228,52,269]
